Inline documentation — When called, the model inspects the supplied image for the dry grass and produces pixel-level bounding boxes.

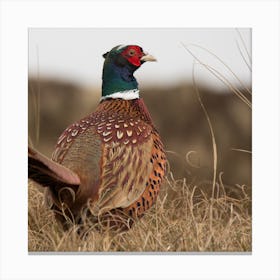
[28,168,251,252]
[28,32,251,252]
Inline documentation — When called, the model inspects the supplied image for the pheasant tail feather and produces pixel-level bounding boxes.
[28,146,81,187]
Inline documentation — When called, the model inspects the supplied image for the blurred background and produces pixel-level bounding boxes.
[28,28,252,196]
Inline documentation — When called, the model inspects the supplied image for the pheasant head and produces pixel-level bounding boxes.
[101,45,156,100]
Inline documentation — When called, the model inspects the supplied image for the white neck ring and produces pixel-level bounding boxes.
[100,89,139,101]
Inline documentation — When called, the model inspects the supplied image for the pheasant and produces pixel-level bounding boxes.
[29,45,166,230]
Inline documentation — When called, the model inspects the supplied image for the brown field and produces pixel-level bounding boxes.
[28,173,251,252]
[28,79,252,252]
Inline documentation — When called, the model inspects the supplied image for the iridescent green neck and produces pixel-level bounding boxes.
[102,60,139,98]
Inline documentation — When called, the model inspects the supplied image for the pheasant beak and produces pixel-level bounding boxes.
[140,52,157,62]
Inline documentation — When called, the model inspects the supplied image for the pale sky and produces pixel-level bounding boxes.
[28,28,251,89]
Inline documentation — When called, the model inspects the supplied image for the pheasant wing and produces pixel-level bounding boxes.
[90,118,154,215]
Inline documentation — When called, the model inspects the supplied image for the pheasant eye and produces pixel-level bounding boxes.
[128,49,136,56]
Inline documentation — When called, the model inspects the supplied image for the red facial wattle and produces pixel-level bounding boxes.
[121,46,143,67]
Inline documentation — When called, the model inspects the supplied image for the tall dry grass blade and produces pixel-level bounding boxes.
[28,46,41,146]
[181,43,251,108]
[196,60,251,108]
[35,45,41,145]
[218,172,227,197]
[236,28,252,64]
[191,61,218,249]
[231,148,252,154]
[28,135,34,148]
[191,62,218,199]
[235,39,252,73]
[29,82,37,144]
[199,62,252,108]
[184,43,251,96]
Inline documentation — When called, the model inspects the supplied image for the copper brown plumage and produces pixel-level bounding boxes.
[28,45,166,230]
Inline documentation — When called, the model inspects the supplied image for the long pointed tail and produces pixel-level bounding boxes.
[28,146,81,187]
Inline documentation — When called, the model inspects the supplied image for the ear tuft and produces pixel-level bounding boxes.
[103,52,109,59]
